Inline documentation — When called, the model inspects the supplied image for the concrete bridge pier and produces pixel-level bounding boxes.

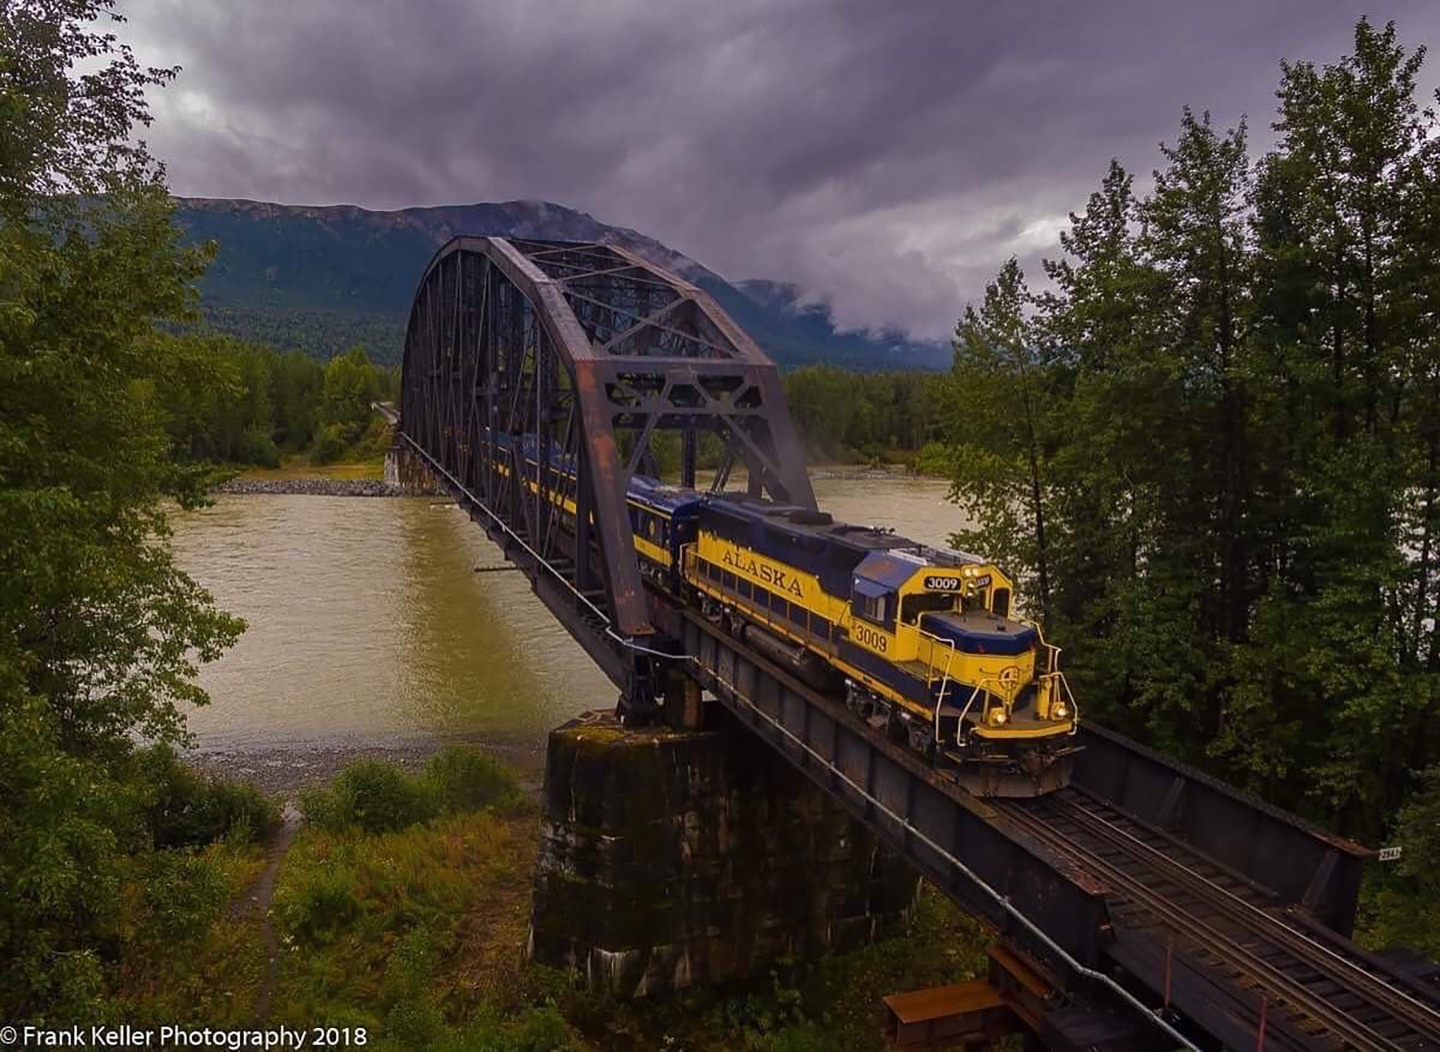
[384,439,441,495]
[528,707,921,998]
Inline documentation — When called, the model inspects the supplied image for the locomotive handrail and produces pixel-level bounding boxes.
[1041,669,1081,735]
[919,627,958,746]
[917,627,957,686]
[955,679,992,736]
[1031,621,1080,732]
[1032,621,1064,678]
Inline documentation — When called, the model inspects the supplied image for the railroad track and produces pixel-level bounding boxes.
[998,789,1440,1050]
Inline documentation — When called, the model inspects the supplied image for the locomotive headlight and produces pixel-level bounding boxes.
[1053,703,1069,720]
[987,708,1008,727]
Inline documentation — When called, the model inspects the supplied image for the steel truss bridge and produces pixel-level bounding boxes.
[395,236,1440,1051]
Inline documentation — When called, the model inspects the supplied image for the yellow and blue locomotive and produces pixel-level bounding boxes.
[492,433,1078,795]
[675,497,1079,794]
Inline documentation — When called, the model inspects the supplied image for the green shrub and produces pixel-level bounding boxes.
[239,426,281,467]
[425,748,529,816]
[1359,766,1440,958]
[911,441,953,477]
[280,867,362,946]
[309,423,348,465]
[381,926,444,1005]
[301,751,530,835]
[301,760,439,834]
[133,850,230,945]
[748,1025,837,1052]
[419,1005,576,1052]
[385,997,447,1048]
[142,747,280,848]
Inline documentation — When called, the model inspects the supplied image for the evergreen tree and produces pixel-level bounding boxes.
[948,258,1057,621]
[1032,160,1162,739]
[944,18,1440,838]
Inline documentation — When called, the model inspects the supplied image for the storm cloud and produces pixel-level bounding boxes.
[123,0,1440,338]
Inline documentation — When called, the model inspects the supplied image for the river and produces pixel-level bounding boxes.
[171,476,971,767]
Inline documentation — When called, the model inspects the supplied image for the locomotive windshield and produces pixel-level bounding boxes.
[901,591,956,624]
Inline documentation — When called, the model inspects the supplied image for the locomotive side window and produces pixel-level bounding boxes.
[992,587,1011,617]
[858,593,889,623]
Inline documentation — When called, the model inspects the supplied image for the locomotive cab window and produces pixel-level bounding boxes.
[858,593,888,622]
[853,578,894,625]
[992,587,1011,617]
[961,591,988,614]
[901,592,955,624]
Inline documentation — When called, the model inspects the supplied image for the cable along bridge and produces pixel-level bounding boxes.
[393,236,1440,1050]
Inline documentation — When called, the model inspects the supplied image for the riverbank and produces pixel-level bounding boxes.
[216,468,942,494]
[214,477,404,496]
[809,463,945,483]
[237,454,387,481]
[186,736,547,798]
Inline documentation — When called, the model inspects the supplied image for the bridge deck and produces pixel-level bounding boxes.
[664,601,1440,1051]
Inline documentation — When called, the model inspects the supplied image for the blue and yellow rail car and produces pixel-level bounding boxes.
[488,433,699,580]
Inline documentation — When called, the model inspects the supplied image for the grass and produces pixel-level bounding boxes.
[238,454,387,481]
[267,811,542,1029]
[267,750,573,1047]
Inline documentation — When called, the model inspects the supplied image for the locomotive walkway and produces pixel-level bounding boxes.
[389,236,1440,1050]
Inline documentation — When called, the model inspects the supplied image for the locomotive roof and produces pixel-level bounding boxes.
[703,496,988,568]
[628,474,703,514]
[623,483,994,574]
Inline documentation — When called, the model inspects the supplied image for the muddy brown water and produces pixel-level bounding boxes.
[172,477,972,777]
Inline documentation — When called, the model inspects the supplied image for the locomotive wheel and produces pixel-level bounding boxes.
[884,709,907,742]
[845,686,873,720]
[907,720,935,757]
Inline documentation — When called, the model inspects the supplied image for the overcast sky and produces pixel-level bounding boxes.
[121,0,1440,339]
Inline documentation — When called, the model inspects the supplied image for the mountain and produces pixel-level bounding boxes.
[173,198,950,370]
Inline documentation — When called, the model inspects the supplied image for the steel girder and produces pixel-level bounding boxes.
[399,236,814,717]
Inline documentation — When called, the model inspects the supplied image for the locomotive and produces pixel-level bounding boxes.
[495,434,1080,796]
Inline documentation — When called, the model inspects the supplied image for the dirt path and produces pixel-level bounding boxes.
[229,804,302,1024]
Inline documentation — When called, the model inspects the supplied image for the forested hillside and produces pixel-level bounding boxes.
[174,199,950,370]
[931,19,1439,945]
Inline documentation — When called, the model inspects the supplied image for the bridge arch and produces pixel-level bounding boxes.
[398,236,813,713]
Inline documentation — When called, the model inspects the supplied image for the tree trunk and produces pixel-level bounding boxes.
[1023,393,1051,623]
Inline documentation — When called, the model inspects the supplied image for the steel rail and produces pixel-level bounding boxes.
[1002,794,1424,1050]
[1058,790,1440,1040]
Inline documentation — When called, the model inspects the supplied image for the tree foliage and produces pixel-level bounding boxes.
[154,336,397,467]
[784,365,945,462]
[940,19,1440,845]
[0,0,249,1018]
